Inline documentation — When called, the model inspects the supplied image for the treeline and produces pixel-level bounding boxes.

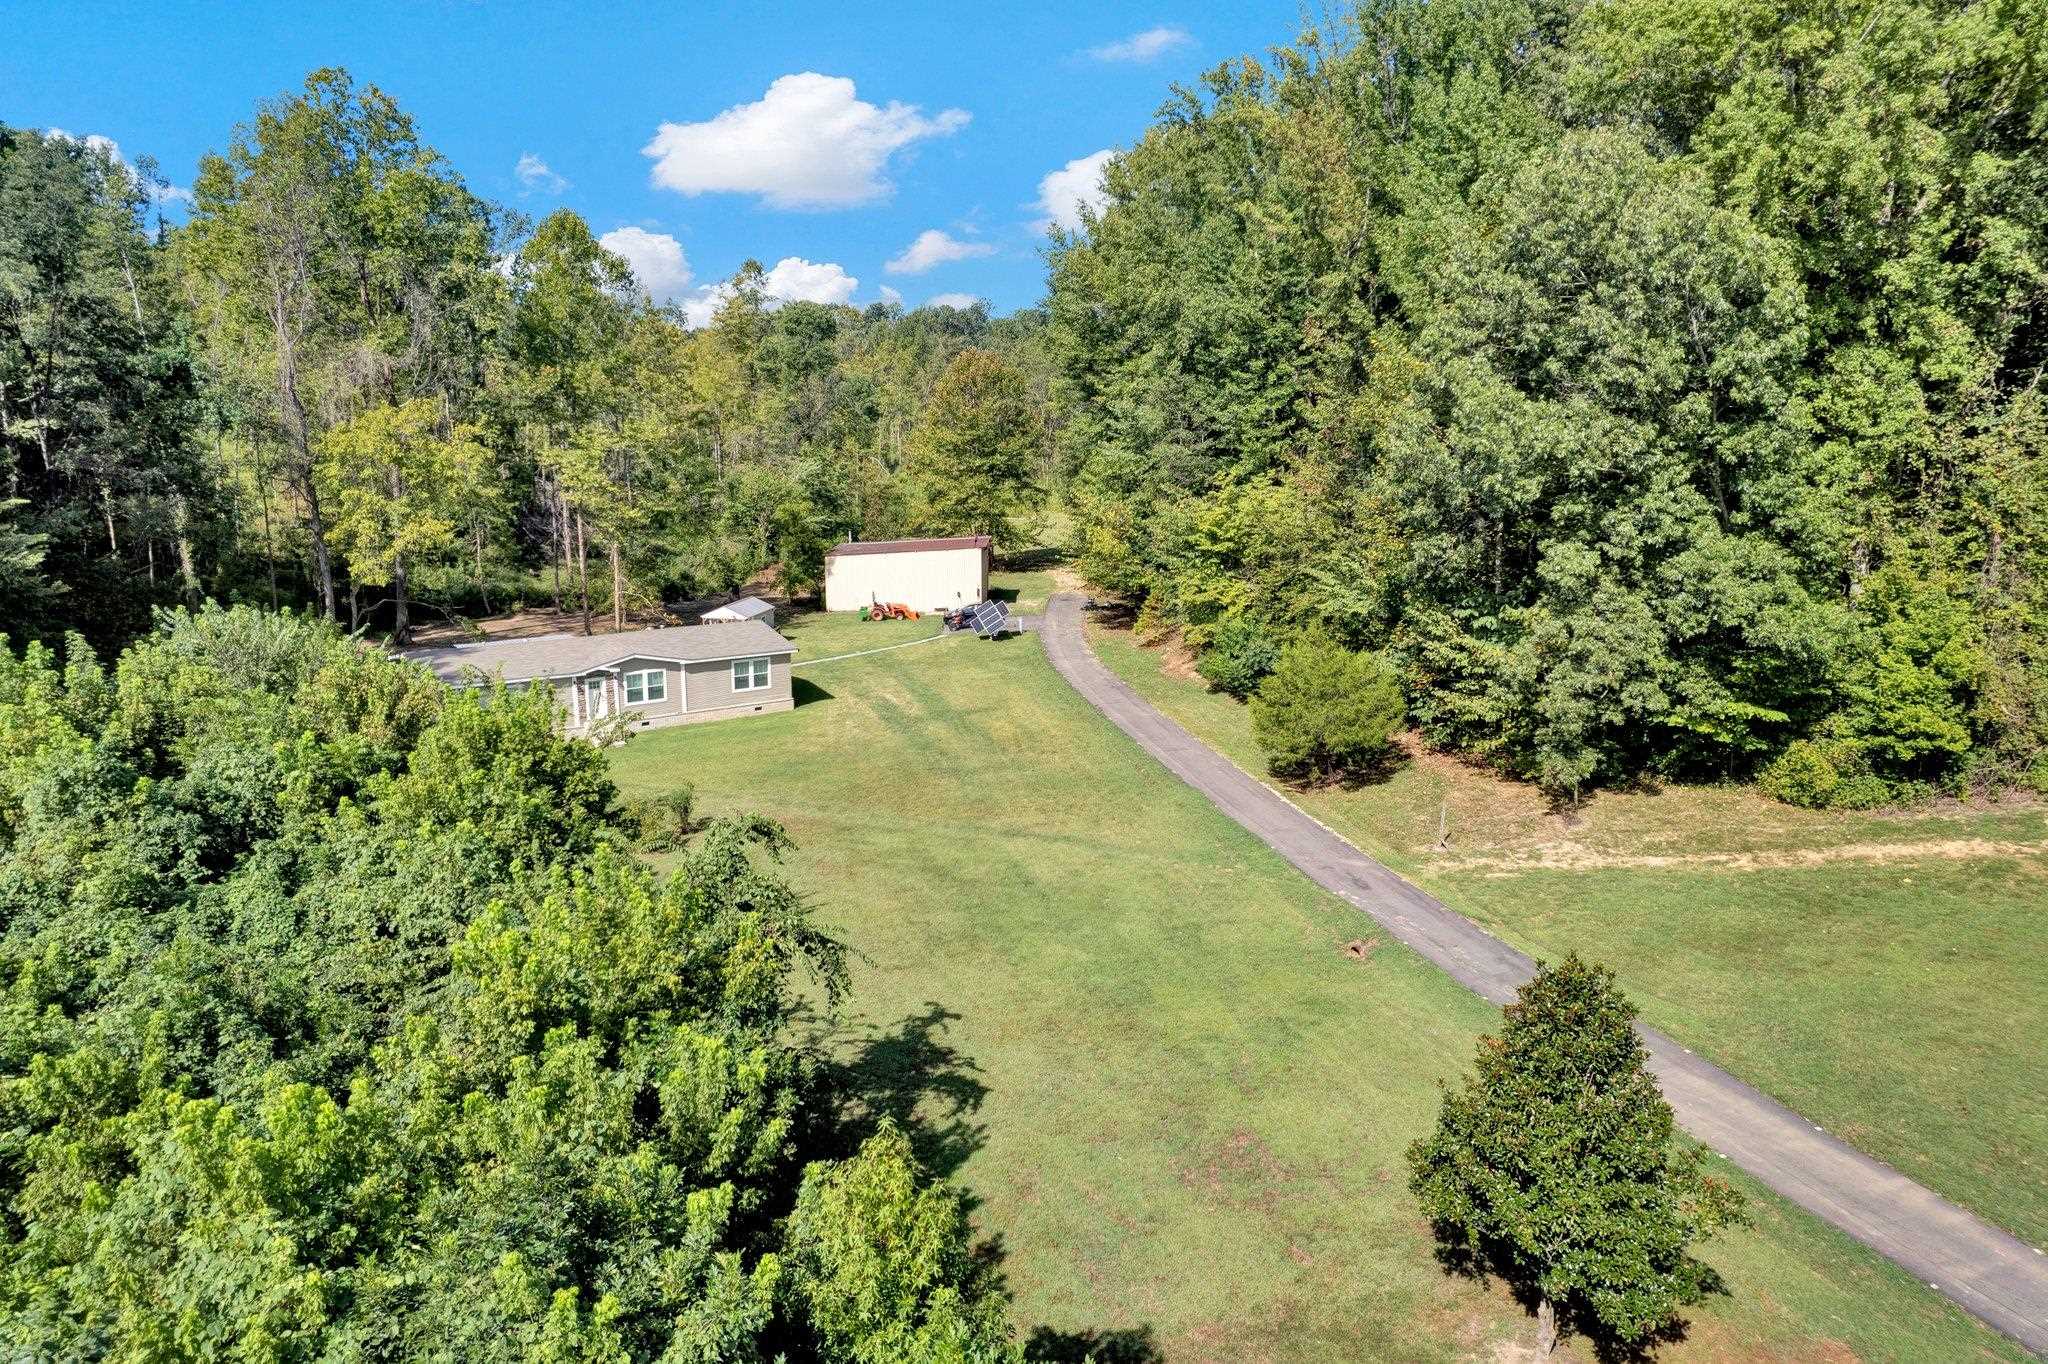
[1,70,1049,653]
[1048,0,2047,806]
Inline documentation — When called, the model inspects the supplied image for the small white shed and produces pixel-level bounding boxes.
[700,595,777,626]
[823,536,991,613]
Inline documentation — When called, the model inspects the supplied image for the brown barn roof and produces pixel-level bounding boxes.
[824,535,992,558]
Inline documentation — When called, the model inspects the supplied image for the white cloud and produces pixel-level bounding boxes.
[46,128,191,207]
[1034,149,1115,234]
[642,73,970,209]
[599,227,692,300]
[679,285,734,330]
[885,228,996,276]
[1086,26,1192,62]
[879,285,904,307]
[925,292,982,310]
[676,255,861,328]
[515,152,567,194]
[762,256,859,305]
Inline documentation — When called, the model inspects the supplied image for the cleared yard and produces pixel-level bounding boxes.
[1087,620,2048,1251]
[610,625,2026,1361]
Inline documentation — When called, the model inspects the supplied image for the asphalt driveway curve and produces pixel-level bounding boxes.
[1039,591,2048,1356]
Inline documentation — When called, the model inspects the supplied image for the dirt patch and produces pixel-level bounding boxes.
[1432,836,2047,876]
[1342,936,1381,961]
[1174,1126,1299,1210]
[1150,629,1204,682]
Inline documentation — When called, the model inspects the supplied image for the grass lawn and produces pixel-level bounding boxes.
[609,626,2024,1361]
[1086,620,2048,1251]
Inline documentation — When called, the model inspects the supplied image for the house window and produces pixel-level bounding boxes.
[732,656,771,691]
[622,668,667,705]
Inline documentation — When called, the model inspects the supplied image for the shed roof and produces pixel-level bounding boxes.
[824,535,991,558]
[701,595,776,620]
[400,619,794,685]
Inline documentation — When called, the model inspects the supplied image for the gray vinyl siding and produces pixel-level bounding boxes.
[613,658,685,720]
[683,652,793,713]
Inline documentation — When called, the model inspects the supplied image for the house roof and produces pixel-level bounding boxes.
[824,535,991,558]
[400,619,794,685]
[701,595,775,619]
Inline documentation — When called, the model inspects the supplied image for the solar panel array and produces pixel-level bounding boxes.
[969,600,1010,637]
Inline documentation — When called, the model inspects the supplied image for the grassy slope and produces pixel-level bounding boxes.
[610,628,2022,1361]
[1087,622,2048,1250]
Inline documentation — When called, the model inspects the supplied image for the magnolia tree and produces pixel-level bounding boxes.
[1407,956,1745,1356]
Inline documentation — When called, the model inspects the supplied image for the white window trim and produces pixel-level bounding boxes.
[621,667,668,707]
[731,656,771,692]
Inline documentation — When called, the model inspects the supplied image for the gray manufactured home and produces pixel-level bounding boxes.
[402,620,796,734]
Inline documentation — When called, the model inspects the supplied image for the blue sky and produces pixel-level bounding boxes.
[5,1,1297,319]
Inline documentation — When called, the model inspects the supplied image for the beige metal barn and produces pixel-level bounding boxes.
[822,535,991,613]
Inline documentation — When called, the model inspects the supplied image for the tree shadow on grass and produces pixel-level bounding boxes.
[792,676,834,707]
[806,1002,990,1182]
[1022,1325,1164,1363]
[1082,598,1138,629]
[997,546,1070,572]
[1428,1234,1718,1362]
[1269,742,1413,793]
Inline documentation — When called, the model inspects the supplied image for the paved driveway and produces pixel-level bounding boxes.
[1040,592,2048,1355]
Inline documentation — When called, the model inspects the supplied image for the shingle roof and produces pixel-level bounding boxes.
[824,535,991,558]
[701,595,775,619]
[399,619,794,685]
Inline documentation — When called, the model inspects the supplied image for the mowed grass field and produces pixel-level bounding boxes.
[609,609,2024,1361]
[1086,621,2048,1252]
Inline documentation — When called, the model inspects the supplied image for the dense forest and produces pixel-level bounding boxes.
[1049,0,2047,805]
[0,610,1014,1357]
[1,71,1052,655]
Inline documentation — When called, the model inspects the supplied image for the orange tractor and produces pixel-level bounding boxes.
[862,602,919,621]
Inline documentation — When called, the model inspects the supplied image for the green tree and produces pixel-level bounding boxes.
[0,607,1021,1359]
[1248,630,1405,780]
[0,126,208,647]
[1835,563,1987,786]
[1408,956,1745,1355]
[907,349,1041,549]
[508,211,637,631]
[787,1123,1018,1364]
[1196,617,1280,699]
[179,68,497,619]
[316,397,492,640]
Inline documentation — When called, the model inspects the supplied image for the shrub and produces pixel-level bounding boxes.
[1760,737,1899,810]
[623,784,696,851]
[1758,740,1840,808]
[1250,630,1405,780]
[1196,618,1280,699]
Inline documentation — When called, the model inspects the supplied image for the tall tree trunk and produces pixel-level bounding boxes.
[610,539,623,631]
[1535,1295,1557,1356]
[474,521,489,614]
[548,478,564,611]
[172,493,200,604]
[252,437,280,610]
[575,511,591,635]
[270,290,336,617]
[393,551,410,643]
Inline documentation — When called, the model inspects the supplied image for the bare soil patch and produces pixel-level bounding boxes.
[1432,836,2047,877]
